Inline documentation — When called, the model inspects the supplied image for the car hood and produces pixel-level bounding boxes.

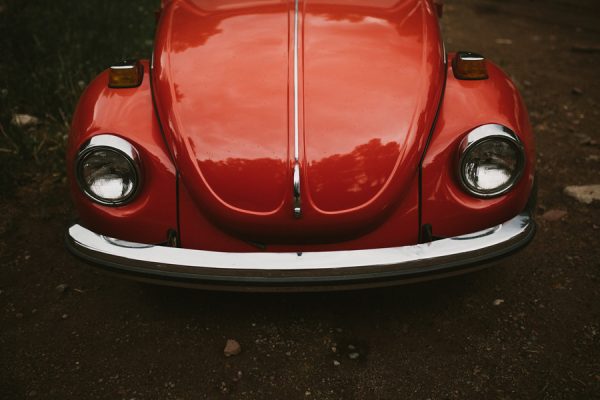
[152,0,445,242]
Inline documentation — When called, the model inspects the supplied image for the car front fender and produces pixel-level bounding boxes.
[421,53,535,238]
[68,60,177,244]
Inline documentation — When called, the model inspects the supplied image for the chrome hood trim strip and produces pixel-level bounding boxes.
[293,161,302,218]
[292,0,302,218]
[293,0,300,162]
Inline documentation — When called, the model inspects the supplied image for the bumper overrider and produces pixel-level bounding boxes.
[65,211,535,291]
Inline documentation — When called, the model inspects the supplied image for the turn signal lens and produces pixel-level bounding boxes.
[453,52,488,80]
[108,60,143,88]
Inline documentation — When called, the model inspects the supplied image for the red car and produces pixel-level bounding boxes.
[66,0,536,291]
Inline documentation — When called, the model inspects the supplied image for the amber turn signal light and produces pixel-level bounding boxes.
[108,60,144,88]
[452,52,488,80]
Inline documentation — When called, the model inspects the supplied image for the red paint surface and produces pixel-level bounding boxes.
[303,0,443,214]
[178,175,419,251]
[152,0,444,242]
[421,54,535,238]
[68,61,177,244]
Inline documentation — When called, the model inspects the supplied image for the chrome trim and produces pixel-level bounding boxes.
[110,65,137,71]
[67,212,533,277]
[293,0,299,162]
[291,0,302,218]
[458,124,526,198]
[103,236,153,249]
[293,162,302,218]
[457,52,485,62]
[75,134,142,207]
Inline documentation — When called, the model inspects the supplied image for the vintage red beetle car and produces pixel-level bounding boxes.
[66,0,536,291]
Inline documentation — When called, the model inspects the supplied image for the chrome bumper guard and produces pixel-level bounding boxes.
[66,212,535,290]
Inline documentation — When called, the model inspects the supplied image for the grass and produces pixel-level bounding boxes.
[0,0,156,196]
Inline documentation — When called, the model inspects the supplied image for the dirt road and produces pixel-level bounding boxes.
[1,0,599,398]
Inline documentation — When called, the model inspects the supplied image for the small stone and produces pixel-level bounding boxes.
[493,299,505,306]
[347,344,356,351]
[495,38,513,45]
[11,114,39,127]
[61,314,69,319]
[348,352,360,360]
[564,185,600,204]
[333,360,341,367]
[523,80,532,87]
[305,391,311,396]
[331,346,337,353]
[232,370,243,382]
[586,155,600,162]
[541,209,567,222]
[219,382,229,394]
[55,284,69,294]
[224,339,242,357]
[572,87,583,95]
[576,134,598,146]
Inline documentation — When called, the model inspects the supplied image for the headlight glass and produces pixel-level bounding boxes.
[80,150,136,202]
[76,135,141,206]
[459,125,525,197]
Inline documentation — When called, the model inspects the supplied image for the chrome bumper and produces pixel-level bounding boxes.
[65,212,535,291]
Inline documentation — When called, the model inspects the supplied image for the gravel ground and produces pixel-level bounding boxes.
[1,0,599,399]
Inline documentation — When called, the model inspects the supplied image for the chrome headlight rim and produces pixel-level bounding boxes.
[458,124,526,198]
[75,134,142,207]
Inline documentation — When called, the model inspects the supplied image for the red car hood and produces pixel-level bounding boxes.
[153,0,445,241]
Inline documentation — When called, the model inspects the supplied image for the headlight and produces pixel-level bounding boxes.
[76,135,141,206]
[458,124,525,198]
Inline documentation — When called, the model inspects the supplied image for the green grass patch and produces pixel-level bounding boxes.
[0,0,156,196]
